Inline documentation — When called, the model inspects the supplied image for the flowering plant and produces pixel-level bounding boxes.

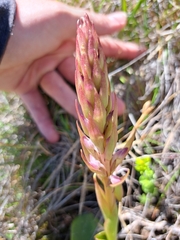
[75,14,152,240]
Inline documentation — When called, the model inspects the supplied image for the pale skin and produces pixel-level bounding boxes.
[0,0,145,143]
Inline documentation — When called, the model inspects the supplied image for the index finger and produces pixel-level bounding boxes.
[53,2,127,40]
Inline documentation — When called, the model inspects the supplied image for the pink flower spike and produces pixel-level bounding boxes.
[75,100,89,136]
[113,148,128,157]
[81,151,106,175]
[109,168,130,188]
[113,166,129,176]
[109,175,122,186]
[89,155,105,171]
[112,147,128,162]
[83,135,98,152]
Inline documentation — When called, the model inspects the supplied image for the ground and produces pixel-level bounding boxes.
[0,0,180,239]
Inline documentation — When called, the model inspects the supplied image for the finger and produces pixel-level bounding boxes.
[73,11,127,36]
[40,70,125,117]
[58,58,125,116]
[54,3,128,40]
[117,97,125,115]
[58,38,145,84]
[40,70,78,119]
[100,37,146,60]
[20,89,59,143]
[58,56,75,84]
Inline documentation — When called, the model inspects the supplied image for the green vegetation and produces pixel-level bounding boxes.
[70,213,98,240]
[135,156,158,204]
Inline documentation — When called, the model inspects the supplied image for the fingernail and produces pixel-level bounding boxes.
[108,12,127,27]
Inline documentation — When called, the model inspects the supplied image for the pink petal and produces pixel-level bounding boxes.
[109,168,129,188]
[89,155,105,171]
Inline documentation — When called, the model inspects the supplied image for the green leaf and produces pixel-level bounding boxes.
[95,231,107,240]
[139,178,154,193]
[121,0,127,12]
[139,193,147,204]
[119,76,127,84]
[130,0,146,17]
[5,233,14,240]
[70,213,98,240]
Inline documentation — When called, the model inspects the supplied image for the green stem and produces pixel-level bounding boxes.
[94,175,118,240]
[104,185,118,240]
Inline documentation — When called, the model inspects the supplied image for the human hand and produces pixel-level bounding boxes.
[0,0,145,142]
